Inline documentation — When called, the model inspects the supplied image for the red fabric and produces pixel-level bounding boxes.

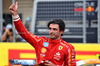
[14,19,76,66]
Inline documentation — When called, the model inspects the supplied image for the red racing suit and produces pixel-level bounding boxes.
[13,15,76,66]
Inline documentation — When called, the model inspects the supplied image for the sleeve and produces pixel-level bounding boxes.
[65,47,71,66]
[65,46,76,66]
[13,15,42,48]
[70,45,76,66]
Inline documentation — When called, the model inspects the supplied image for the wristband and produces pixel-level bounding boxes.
[12,15,20,22]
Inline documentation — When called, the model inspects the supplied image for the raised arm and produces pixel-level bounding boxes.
[9,2,43,48]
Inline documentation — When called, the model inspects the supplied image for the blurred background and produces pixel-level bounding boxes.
[0,0,100,66]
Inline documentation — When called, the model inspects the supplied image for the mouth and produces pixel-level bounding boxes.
[50,33,54,36]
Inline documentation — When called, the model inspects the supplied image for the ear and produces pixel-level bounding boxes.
[60,30,63,35]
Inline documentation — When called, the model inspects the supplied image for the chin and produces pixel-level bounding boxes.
[50,37,54,39]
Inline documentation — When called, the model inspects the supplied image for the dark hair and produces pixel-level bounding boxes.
[3,22,6,27]
[47,18,65,36]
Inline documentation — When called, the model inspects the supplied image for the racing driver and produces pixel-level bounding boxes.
[9,2,76,66]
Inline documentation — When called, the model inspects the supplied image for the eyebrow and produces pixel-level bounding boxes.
[49,27,57,30]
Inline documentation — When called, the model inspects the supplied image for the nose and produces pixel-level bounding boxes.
[49,28,53,33]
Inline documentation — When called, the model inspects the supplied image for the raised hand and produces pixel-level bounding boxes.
[9,2,18,16]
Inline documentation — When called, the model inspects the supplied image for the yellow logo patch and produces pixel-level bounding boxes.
[41,48,46,53]
[58,46,63,50]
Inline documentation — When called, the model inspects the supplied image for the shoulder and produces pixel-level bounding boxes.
[61,40,76,54]
[28,31,47,42]
[61,40,75,49]
[41,36,48,41]
[60,41,70,50]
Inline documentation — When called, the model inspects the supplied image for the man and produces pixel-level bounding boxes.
[9,2,76,66]
[2,24,13,42]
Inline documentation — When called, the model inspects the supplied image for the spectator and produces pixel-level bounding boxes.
[25,17,31,31]
[1,24,13,42]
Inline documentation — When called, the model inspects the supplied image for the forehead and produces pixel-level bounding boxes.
[49,24,59,28]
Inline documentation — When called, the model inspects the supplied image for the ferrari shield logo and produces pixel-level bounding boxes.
[58,46,63,50]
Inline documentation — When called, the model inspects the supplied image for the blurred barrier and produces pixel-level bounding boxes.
[72,43,100,61]
[0,42,35,66]
[0,42,100,66]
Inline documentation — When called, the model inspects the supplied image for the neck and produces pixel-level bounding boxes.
[51,37,61,40]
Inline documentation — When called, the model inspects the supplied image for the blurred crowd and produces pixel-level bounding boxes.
[0,17,31,42]
[1,21,13,42]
